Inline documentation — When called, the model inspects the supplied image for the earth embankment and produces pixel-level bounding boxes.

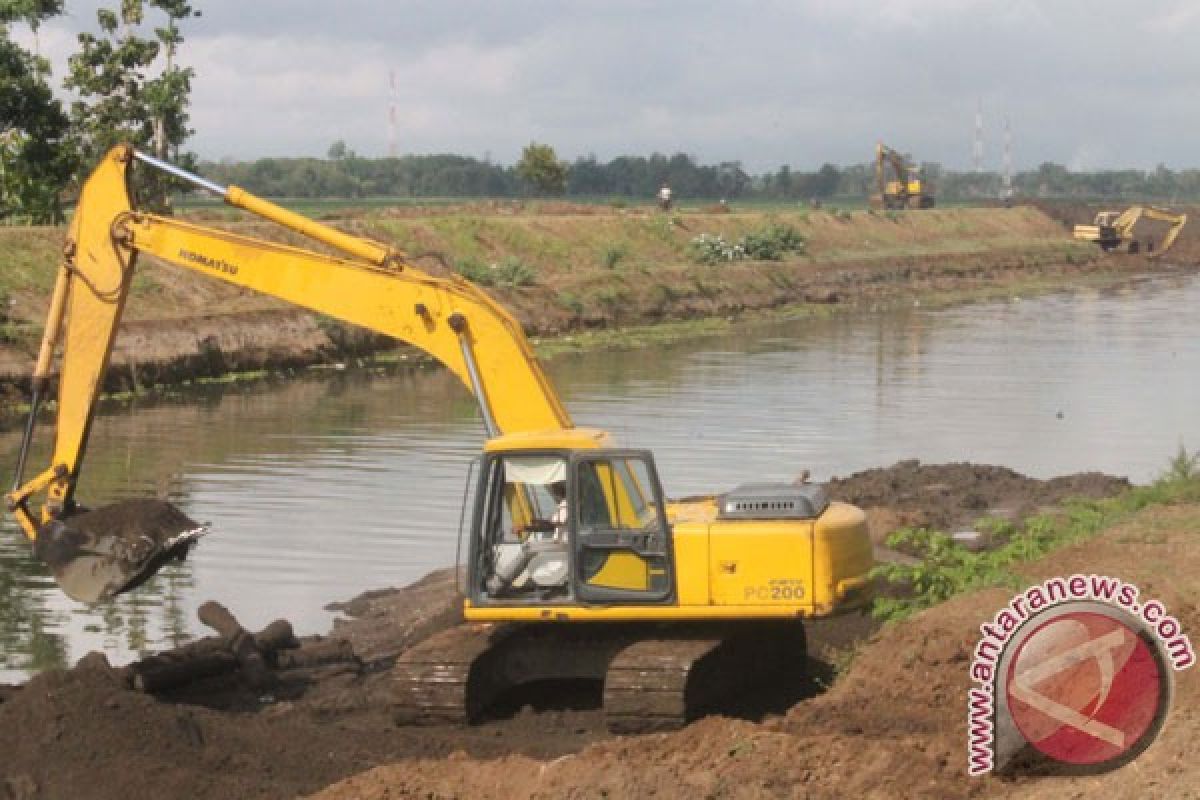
[0,205,1115,404]
[311,499,1199,800]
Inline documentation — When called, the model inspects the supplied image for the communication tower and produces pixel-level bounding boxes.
[1002,117,1013,199]
[972,100,984,173]
[388,70,398,158]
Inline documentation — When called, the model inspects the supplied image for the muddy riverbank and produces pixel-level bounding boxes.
[0,459,1149,800]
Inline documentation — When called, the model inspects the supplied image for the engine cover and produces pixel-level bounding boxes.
[716,482,829,520]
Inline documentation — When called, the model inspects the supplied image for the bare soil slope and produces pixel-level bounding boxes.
[311,503,1199,800]
[828,459,1130,544]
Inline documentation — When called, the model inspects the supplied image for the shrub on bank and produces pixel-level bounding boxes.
[689,233,746,264]
[689,223,805,265]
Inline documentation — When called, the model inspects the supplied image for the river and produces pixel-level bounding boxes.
[2,274,1198,679]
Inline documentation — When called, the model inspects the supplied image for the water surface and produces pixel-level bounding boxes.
[2,275,1198,679]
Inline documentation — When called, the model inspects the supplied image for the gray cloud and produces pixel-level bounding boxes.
[14,1,1200,169]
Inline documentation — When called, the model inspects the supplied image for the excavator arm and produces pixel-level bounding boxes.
[1141,206,1187,256]
[875,143,907,197]
[7,145,572,602]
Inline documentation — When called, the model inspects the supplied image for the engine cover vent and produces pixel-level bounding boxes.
[717,483,829,520]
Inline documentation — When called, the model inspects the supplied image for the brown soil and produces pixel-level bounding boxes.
[827,459,1131,546]
[0,460,1147,800]
[310,504,1200,800]
[0,571,609,800]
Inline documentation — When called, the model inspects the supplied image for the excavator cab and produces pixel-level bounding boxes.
[470,443,674,607]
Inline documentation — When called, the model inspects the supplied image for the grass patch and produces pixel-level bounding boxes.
[453,255,536,287]
[556,290,584,314]
[600,243,629,270]
[871,446,1200,622]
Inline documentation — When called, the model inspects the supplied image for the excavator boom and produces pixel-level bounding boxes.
[7,145,571,602]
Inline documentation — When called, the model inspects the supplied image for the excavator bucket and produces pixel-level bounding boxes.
[32,498,207,604]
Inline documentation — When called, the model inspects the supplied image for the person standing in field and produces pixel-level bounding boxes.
[657,184,673,211]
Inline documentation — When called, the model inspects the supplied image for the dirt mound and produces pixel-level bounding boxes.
[325,566,463,663]
[827,459,1130,544]
[311,504,1200,800]
[0,564,607,800]
[0,647,606,800]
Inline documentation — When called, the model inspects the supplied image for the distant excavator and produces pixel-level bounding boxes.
[871,142,935,210]
[1072,206,1187,257]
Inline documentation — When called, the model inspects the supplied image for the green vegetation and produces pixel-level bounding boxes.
[871,446,1200,622]
[601,244,628,270]
[197,149,1200,206]
[2,1,199,221]
[689,233,745,264]
[0,2,75,223]
[690,222,806,265]
[741,223,806,259]
[453,255,536,288]
[555,291,584,314]
[66,0,200,211]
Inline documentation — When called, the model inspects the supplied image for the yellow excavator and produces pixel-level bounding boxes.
[1071,205,1187,257]
[6,146,874,731]
[871,142,935,210]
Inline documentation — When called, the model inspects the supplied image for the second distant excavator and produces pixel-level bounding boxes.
[1072,205,1187,257]
[7,147,874,732]
[871,142,935,210]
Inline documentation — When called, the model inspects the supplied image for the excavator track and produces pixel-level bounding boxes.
[604,621,807,733]
[392,623,515,725]
[392,620,807,733]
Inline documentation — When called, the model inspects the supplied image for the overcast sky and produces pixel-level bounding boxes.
[13,1,1200,171]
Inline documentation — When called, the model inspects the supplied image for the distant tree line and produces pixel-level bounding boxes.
[201,144,760,201]
[201,143,1200,205]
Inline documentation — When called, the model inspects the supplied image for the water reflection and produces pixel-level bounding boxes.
[2,275,1199,678]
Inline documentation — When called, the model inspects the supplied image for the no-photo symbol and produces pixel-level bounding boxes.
[1005,611,1164,766]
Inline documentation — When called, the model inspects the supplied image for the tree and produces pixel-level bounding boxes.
[0,0,62,29]
[714,161,749,199]
[0,2,75,222]
[65,0,200,210]
[810,163,840,199]
[327,140,352,160]
[516,142,567,195]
